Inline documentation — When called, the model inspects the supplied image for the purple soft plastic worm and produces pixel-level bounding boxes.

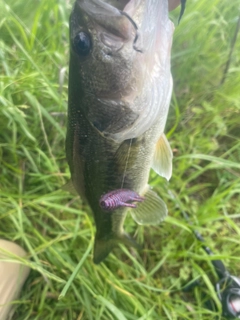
[99,189,145,211]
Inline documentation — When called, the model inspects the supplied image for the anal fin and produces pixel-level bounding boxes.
[152,133,173,181]
[130,187,168,225]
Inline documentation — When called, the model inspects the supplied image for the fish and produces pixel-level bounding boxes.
[66,0,176,264]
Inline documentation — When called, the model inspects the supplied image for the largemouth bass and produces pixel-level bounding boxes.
[66,0,175,263]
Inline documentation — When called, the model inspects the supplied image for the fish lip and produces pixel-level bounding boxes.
[75,0,140,46]
[122,0,141,15]
[99,31,125,52]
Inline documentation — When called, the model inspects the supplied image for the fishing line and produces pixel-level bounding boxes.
[121,138,133,189]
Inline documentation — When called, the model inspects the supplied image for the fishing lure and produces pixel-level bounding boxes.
[100,189,145,211]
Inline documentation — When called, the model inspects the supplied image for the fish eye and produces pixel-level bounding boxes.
[73,31,91,56]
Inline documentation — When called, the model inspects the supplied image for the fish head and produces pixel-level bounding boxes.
[70,0,143,99]
[69,0,175,141]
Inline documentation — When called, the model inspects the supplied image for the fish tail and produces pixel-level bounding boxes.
[93,233,141,264]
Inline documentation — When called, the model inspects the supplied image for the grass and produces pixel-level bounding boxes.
[0,0,240,319]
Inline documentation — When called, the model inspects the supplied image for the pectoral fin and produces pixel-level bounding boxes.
[152,133,173,181]
[130,187,168,225]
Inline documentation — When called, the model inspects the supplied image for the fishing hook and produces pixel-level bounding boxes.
[120,11,142,53]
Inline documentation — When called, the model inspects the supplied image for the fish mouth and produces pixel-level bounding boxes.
[101,0,130,11]
[77,0,140,49]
